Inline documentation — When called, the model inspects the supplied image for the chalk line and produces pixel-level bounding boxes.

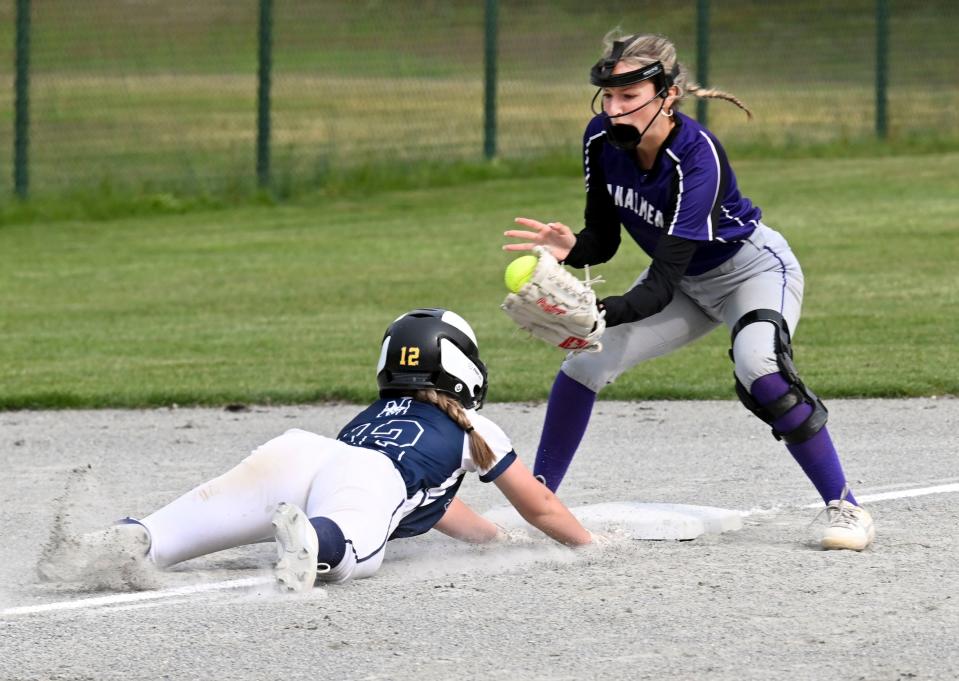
[801,481,959,509]
[1,575,276,618]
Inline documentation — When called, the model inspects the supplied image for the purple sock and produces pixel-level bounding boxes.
[750,373,857,505]
[533,371,596,492]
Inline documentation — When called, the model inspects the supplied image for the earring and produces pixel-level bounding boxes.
[661,108,674,118]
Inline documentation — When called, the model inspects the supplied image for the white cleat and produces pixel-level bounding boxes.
[820,499,875,551]
[272,502,320,593]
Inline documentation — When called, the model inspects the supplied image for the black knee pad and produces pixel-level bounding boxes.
[730,309,828,444]
[309,516,347,568]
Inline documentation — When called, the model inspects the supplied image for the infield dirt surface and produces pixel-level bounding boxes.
[2,398,957,680]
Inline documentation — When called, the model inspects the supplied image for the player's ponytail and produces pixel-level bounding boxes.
[414,389,496,470]
[685,82,753,119]
[604,31,753,119]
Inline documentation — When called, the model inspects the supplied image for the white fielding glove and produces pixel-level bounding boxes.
[501,246,606,353]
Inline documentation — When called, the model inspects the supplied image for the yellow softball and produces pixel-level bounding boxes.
[504,254,538,293]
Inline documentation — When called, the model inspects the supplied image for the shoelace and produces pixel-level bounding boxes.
[810,483,859,528]
[826,501,861,529]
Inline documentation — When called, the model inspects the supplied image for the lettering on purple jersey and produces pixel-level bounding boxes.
[608,184,665,228]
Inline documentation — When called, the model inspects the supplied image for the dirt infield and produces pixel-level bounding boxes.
[2,398,957,680]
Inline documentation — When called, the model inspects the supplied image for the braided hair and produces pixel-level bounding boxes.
[413,389,495,470]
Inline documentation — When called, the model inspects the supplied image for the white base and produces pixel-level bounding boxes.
[484,501,743,541]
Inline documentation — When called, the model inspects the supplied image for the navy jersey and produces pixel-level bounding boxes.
[583,111,762,275]
[336,397,517,539]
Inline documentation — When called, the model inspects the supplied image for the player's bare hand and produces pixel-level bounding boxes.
[587,530,613,546]
[491,525,535,546]
[574,530,614,551]
[504,217,576,262]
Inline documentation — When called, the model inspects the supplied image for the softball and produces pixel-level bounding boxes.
[504,254,538,293]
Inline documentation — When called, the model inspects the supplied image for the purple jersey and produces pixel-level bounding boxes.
[584,111,762,275]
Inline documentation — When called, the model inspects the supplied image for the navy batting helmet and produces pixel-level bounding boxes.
[376,308,488,409]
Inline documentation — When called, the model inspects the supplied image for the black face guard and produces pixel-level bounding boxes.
[589,38,679,151]
[590,87,667,151]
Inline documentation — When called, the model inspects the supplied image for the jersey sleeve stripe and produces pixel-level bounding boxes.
[664,148,684,236]
[698,130,725,241]
[478,450,517,483]
[584,130,606,192]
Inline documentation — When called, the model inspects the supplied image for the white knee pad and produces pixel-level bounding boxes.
[732,322,779,390]
[728,308,828,444]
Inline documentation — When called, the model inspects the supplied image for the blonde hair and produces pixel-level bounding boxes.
[602,31,752,119]
[413,389,495,470]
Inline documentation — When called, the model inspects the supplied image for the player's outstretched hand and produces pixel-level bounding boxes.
[584,530,613,548]
[491,525,535,546]
[504,217,576,262]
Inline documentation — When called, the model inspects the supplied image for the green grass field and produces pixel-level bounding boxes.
[2,151,956,409]
[1,1,956,408]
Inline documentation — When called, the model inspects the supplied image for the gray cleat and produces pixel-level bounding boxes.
[272,502,320,592]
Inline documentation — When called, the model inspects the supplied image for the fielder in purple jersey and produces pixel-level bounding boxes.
[39,310,595,591]
[504,32,875,551]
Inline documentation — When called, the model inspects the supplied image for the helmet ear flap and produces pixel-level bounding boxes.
[436,338,488,409]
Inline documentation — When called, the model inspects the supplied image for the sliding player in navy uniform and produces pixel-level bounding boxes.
[40,309,594,591]
[504,32,874,551]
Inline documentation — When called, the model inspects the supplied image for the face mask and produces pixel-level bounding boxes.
[594,90,667,151]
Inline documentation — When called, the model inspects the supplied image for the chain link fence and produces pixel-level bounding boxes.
[2,0,957,200]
